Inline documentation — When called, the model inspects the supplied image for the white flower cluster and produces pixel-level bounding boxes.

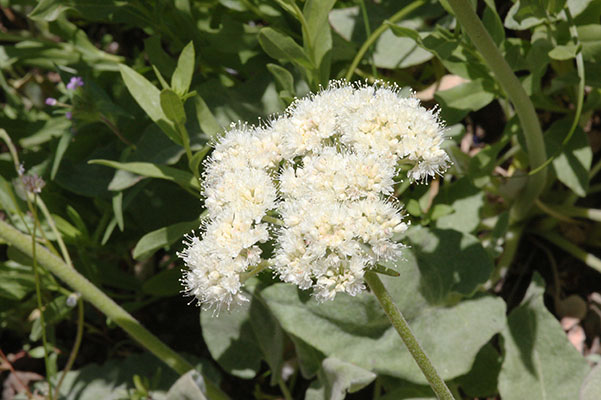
[180,81,450,311]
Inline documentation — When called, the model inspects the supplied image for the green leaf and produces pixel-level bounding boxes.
[166,370,208,400]
[322,358,376,400]
[262,284,505,383]
[55,353,181,400]
[434,79,496,124]
[118,64,181,145]
[112,191,124,231]
[89,160,200,192]
[201,281,284,384]
[578,24,601,62]
[545,119,592,196]
[456,343,501,397]
[580,364,601,400]
[142,268,182,297]
[172,41,195,96]
[258,27,313,70]
[132,218,200,260]
[434,178,485,234]
[262,226,500,382]
[290,334,324,379]
[401,226,494,303]
[498,274,590,400]
[51,130,74,180]
[28,0,69,21]
[504,0,546,31]
[305,358,376,400]
[303,0,336,85]
[193,96,222,139]
[483,0,506,46]
[267,63,295,101]
[387,24,421,42]
[548,41,580,60]
[160,89,187,125]
[0,262,35,300]
[30,295,72,341]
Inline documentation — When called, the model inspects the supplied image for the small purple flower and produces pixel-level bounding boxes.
[45,97,57,106]
[66,111,72,120]
[66,76,84,90]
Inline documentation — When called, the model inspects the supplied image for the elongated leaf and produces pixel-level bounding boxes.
[258,27,313,70]
[267,63,295,101]
[51,130,74,180]
[499,275,590,400]
[133,218,201,260]
[118,64,181,145]
[172,41,195,96]
[89,160,200,191]
[112,191,124,231]
[193,96,222,139]
[303,0,336,84]
[160,89,187,124]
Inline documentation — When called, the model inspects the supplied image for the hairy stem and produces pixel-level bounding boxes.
[446,0,547,221]
[0,218,229,400]
[364,271,455,400]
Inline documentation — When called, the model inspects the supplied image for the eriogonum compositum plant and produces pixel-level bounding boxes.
[179,81,450,312]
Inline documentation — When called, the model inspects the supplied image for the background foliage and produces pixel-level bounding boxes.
[1,0,601,399]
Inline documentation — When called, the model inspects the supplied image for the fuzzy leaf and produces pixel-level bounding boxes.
[499,274,590,400]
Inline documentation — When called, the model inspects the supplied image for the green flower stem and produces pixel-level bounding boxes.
[345,1,425,81]
[54,298,84,399]
[177,122,200,182]
[364,271,455,400]
[537,231,601,274]
[30,195,54,400]
[446,0,547,221]
[33,194,74,268]
[0,219,229,400]
[358,0,378,78]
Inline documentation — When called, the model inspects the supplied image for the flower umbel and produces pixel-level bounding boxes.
[179,81,450,311]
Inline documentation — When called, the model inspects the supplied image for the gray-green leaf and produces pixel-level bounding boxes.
[498,275,590,400]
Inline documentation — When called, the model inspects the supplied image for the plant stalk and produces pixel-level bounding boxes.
[364,271,455,400]
[446,0,547,221]
[0,218,229,400]
[29,194,54,400]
